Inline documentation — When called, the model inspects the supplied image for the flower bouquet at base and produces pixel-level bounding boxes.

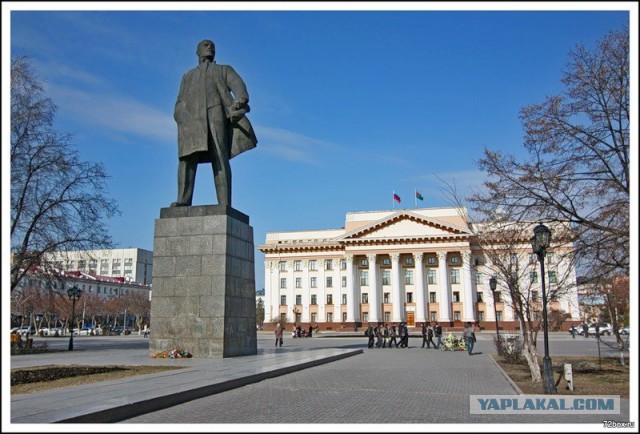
[440,333,467,351]
[152,348,193,358]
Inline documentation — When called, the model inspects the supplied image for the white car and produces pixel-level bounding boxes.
[72,327,92,336]
[619,326,630,335]
[587,323,613,336]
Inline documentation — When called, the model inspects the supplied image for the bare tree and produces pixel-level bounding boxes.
[470,26,629,282]
[10,56,120,292]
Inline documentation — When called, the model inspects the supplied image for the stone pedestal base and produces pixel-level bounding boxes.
[149,205,257,358]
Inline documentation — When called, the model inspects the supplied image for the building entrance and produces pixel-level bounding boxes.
[406,311,415,327]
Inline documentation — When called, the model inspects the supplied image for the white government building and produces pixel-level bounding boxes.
[258,207,580,330]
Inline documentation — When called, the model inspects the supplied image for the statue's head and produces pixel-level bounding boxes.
[196,39,215,61]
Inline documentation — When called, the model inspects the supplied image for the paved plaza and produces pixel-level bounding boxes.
[7,331,634,429]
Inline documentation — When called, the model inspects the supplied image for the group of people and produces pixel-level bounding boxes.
[365,322,413,349]
[291,324,313,338]
[365,321,476,355]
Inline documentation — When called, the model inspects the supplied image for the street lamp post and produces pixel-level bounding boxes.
[531,223,556,394]
[67,285,83,351]
[489,277,500,340]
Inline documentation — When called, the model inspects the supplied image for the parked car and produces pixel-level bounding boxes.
[15,326,35,336]
[619,326,630,335]
[587,322,613,336]
[72,327,92,336]
[568,324,588,335]
[39,327,64,336]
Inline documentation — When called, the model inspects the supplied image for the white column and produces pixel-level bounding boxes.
[437,251,451,322]
[301,260,310,322]
[413,252,426,323]
[317,261,326,323]
[264,261,280,321]
[265,261,274,322]
[333,260,341,322]
[462,251,475,322]
[286,261,295,323]
[391,253,403,322]
[345,254,357,322]
[367,254,379,323]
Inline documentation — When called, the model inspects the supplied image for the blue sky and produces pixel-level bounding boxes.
[3,2,634,294]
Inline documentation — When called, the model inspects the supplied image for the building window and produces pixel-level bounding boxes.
[382,270,391,285]
[280,295,286,306]
[532,290,539,302]
[326,276,333,288]
[548,271,558,283]
[427,256,436,265]
[325,259,333,270]
[340,259,347,270]
[326,294,333,305]
[360,258,369,267]
[296,294,302,305]
[496,311,503,322]
[474,255,485,266]
[384,312,391,322]
[547,252,556,263]
[453,291,460,302]
[342,312,347,322]
[530,271,538,283]
[427,269,437,285]
[362,313,369,323]
[450,269,460,284]
[494,292,501,303]
[529,253,537,264]
[296,312,302,323]
[477,292,483,302]
[429,292,437,303]
[478,311,485,322]
[327,312,333,322]
[295,277,302,288]
[310,294,317,305]
[341,276,347,287]
[311,313,317,322]
[310,277,317,288]
[309,260,317,271]
[406,292,413,303]
[430,311,437,322]
[360,270,369,286]
[383,292,390,303]
[510,253,518,266]
[280,313,287,324]
[362,293,368,304]
[294,260,302,271]
[475,272,483,284]
[280,278,287,289]
[342,294,347,305]
[450,256,459,264]
[404,257,414,266]
[454,311,461,321]
[382,257,391,266]
[279,261,286,271]
[404,270,414,285]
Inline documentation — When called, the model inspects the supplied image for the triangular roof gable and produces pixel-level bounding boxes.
[338,210,472,241]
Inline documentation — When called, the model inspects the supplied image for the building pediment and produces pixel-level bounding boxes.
[338,211,472,242]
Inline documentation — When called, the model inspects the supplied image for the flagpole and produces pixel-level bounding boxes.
[414,189,417,208]
[392,190,395,209]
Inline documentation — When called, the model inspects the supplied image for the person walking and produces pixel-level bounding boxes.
[375,324,384,348]
[275,323,283,347]
[399,322,409,348]
[382,323,389,348]
[434,322,443,349]
[421,322,428,348]
[463,322,476,355]
[367,323,375,348]
[388,324,398,348]
[426,322,436,348]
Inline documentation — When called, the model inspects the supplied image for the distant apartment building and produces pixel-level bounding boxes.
[42,248,153,285]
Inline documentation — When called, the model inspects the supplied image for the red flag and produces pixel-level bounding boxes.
[393,193,401,203]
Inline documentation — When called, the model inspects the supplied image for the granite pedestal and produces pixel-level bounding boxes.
[149,205,257,358]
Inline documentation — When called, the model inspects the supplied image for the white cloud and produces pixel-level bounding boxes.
[255,125,336,165]
[48,85,175,143]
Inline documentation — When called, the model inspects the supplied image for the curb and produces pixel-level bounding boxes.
[488,354,524,395]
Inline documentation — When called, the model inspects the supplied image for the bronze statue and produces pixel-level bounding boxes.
[171,39,257,207]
